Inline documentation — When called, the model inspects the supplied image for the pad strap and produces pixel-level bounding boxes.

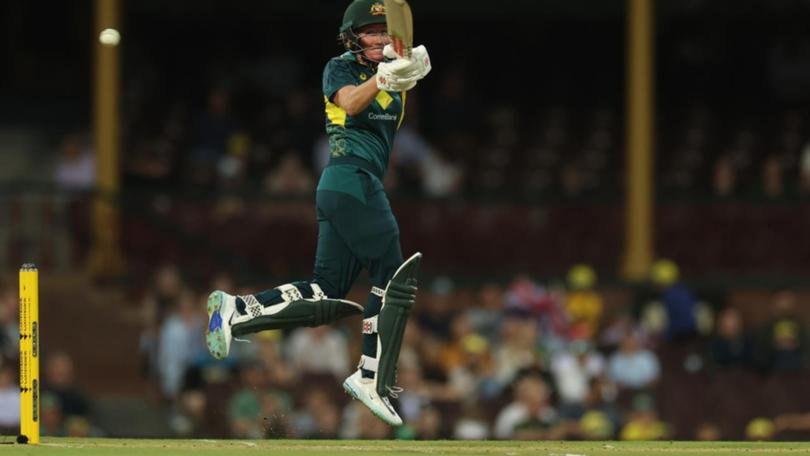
[230,282,363,336]
[242,294,263,318]
[277,283,304,302]
[311,283,326,300]
[358,354,379,372]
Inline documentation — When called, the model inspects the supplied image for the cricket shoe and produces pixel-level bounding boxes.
[342,369,403,426]
[206,290,237,360]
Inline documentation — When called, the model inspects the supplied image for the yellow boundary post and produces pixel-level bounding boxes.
[18,263,40,444]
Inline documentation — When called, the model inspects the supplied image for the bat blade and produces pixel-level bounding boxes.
[384,0,413,59]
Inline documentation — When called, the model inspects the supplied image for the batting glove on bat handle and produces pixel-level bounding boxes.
[377,59,419,91]
[383,44,401,60]
[376,72,418,92]
[411,45,432,79]
[379,45,431,80]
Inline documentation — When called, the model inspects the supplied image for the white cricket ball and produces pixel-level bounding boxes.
[99,28,120,47]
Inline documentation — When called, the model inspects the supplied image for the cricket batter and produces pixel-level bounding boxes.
[205,0,431,427]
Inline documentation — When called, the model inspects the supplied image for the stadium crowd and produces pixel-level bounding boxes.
[118,261,809,441]
[111,83,810,203]
[4,262,809,440]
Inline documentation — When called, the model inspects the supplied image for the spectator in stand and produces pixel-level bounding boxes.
[445,333,497,402]
[410,405,443,440]
[650,259,698,343]
[452,405,491,440]
[504,275,568,352]
[0,363,19,435]
[416,277,456,341]
[419,148,464,197]
[466,282,504,343]
[493,374,559,440]
[695,421,722,441]
[144,266,185,332]
[564,264,604,341]
[49,131,93,269]
[285,325,351,381]
[0,283,19,361]
[619,393,670,441]
[439,314,476,374]
[707,307,754,370]
[577,409,616,440]
[253,330,296,390]
[64,416,93,437]
[140,264,185,381]
[491,313,541,394]
[260,390,293,439]
[39,392,64,437]
[607,330,660,392]
[50,132,95,270]
[577,377,621,440]
[550,340,606,419]
[415,330,452,388]
[746,417,776,441]
[172,388,207,438]
[754,290,809,372]
[394,358,434,425]
[42,351,91,423]
[599,312,645,354]
[227,360,292,438]
[293,389,341,439]
[53,132,95,192]
[36,388,100,437]
[156,289,207,401]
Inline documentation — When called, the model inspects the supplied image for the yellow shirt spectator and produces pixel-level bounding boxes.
[566,291,603,339]
[620,418,668,441]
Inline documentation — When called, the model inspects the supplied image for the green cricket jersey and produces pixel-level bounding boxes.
[320,52,406,181]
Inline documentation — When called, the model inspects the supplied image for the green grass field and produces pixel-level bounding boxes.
[2,439,810,456]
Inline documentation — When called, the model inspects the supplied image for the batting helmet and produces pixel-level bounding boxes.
[339,0,387,55]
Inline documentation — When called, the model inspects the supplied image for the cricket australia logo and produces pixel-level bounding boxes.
[370,3,386,15]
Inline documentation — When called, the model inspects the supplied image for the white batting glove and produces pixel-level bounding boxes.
[376,72,418,92]
[377,59,419,92]
[382,44,432,80]
[383,43,401,60]
[410,45,432,79]
[376,44,431,92]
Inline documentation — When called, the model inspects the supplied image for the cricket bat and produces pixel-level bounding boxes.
[384,0,413,59]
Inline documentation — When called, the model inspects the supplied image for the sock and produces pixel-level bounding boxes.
[361,292,383,379]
